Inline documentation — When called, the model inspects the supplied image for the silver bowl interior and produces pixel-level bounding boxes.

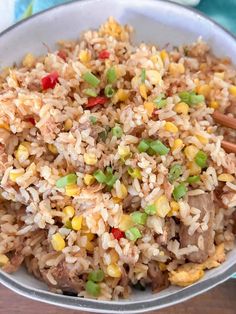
[0,0,235,312]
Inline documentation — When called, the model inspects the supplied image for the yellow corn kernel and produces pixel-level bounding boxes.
[84,174,95,186]
[146,70,162,85]
[160,50,168,62]
[109,249,119,263]
[22,53,36,68]
[113,89,129,104]
[51,233,65,251]
[169,63,185,75]
[83,232,95,241]
[63,206,75,219]
[0,122,10,130]
[64,119,73,131]
[9,169,24,182]
[164,122,178,133]
[71,215,83,231]
[107,264,122,278]
[218,173,234,182]
[184,145,198,161]
[84,153,97,166]
[65,184,80,197]
[196,84,211,98]
[209,100,219,109]
[174,102,189,115]
[85,241,94,252]
[48,143,58,155]
[116,183,128,199]
[139,84,147,99]
[0,254,9,267]
[15,143,29,163]
[159,262,167,272]
[170,201,180,212]
[155,195,171,218]
[171,139,184,152]
[229,85,236,96]
[118,145,130,158]
[188,161,202,176]
[118,214,134,231]
[79,50,91,63]
[196,134,209,145]
[112,197,122,204]
[144,102,155,117]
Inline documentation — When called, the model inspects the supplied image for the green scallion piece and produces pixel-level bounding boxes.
[144,204,157,215]
[89,116,97,124]
[64,220,72,229]
[88,269,104,283]
[112,124,123,138]
[141,68,146,83]
[150,140,170,155]
[137,139,151,153]
[187,175,200,184]
[154,94,167,109]
[130,212,148,225]
[106,67,117,84]
[105,173,118,187]
[99,130,108,142]
[194,150,207,168]
[83,71,100,87]
[128,167,142,180]
[173,183,187,201]
[168,164,182,183]
[56,173,77,188]
[104,85,115,98]
[179,91,205,106]
[86,280,101,297]
[93,170,107,184]
[125,227,142,241]
[84,88,98,97]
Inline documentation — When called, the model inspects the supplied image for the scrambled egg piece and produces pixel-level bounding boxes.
[99,17,128,40]
[169,244,225,287]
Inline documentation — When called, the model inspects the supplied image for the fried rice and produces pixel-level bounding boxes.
[0,17,235,300]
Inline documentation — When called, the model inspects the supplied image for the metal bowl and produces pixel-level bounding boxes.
[0,0,235,312]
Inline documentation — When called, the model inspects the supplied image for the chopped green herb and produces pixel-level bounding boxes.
[179,91,205,106]
[93,170,107,184]
[88,269,104,283]
[150,140,170,155]
[84,88,97,97]
[173,183,187,201]
[125,227,142,241]
[144,204,157,216]
[154,94,167,109]
[141,68,146,83]
[168,164,182,183]
[112,124,123,138]
[131,212,148,225]
[89,116,97,124]
[83,71,100,87]
[187,175,200,184]
[128,168,142,180]
[138,139,151,153]
[104,85,115,98]
[86,280,101,297]
[194,150,207,168]
[93,168,117,187]
[56,173,77,188]
[106,67,117,84]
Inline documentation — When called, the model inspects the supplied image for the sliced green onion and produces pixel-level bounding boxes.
[150,140,169,156]
[173,183,187,201]
[187,175,200,184]
[144,204,157,216]
[83,71,100,87]
[89,116,97,124]
[125,227,142,241]
[86,280,101,297]
[99,130,108,142]
[168,164,182,183]
[154,94,167,109]
[104,85,115,98]
[179,91,205,106]
[93,170,107,184]
[194,150,207,168]
[141,68,146,83]
[84,88,97,97]
[137,139,151,153]
[105,173,118,187]
[130,212,148,225]
[179,91,190,103]
[56,173,77,188]
[64,220,72,229]
[106,67,117,84]
[112,124,123,138]
[88,269,104,283]
[146,147,156,156]
[128,167,142,180]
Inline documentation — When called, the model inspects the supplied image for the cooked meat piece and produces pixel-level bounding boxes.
[232,210,236,234]
[179,193,215,263]
[42,261,84,294]
[147,261,169,292]
[123,195,141,212]
[129,125,145,137]
[3,254,24,273]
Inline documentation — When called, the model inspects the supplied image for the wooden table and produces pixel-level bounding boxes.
[0,280,235,314]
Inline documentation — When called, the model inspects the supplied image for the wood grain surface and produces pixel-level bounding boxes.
[0,280,235,314]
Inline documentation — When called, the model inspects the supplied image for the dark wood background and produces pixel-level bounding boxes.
[0,280,235,314]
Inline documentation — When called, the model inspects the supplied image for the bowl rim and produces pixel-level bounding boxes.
[0,0,235,312]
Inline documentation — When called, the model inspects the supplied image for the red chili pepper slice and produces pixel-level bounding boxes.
[86,96,108,108]
[41,71,59,90]
[57,50,67,61]
[111,228,125,240]
[98,50,110,60]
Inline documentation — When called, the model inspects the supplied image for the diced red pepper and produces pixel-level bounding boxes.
[111,228,125,240]
[25,117,36,125]
[98,50,110,60]
[57,50,67,61]
[86,96,108,108]
[41,71,59,90]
